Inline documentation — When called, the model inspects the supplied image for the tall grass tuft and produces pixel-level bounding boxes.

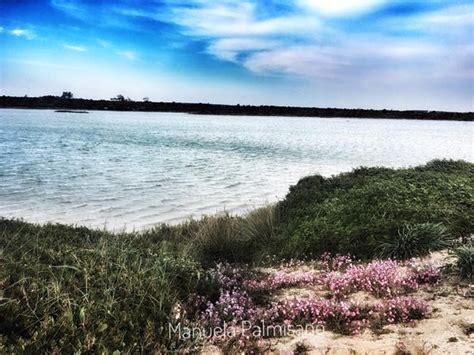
[241,206,279,243]
[192,213,247,264]
[377,223,451,260]
[191,206,278,265]
[452,243,473,281]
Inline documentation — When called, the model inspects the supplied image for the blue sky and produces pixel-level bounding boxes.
[0,0,473,111]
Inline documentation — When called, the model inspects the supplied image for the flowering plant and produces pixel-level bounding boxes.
[184,254,435,349]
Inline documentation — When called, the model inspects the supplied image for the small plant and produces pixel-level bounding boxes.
[394,341,410,355]
[322,259,427,298]
[407,261,442,284]
[294,341,311,354]
[369,315,390,336]
[320,253,353,271]
[377,223,451,260]
[452,243,473,280]
[379,297,428,324]
[190,207,279,265]
[460,321,474,336]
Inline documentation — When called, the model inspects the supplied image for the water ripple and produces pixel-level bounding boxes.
[1,109,472,231]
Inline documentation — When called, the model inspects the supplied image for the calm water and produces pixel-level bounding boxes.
[1,109,472,231]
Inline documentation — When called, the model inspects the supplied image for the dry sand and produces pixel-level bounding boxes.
[272,253,474,354]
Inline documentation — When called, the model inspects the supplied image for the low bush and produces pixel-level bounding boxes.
[277,159,473,259]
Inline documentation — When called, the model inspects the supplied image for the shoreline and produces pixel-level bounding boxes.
[1,96,473,121]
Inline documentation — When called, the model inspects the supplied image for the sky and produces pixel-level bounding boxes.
[0,0,473,111]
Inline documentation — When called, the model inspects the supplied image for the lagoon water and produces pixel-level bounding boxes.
[1,109,473,231]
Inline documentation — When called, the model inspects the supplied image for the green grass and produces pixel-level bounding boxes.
[0,159,473,352]
[0,220,208,353]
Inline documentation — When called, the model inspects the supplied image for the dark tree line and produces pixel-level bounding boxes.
[0,95,472,121]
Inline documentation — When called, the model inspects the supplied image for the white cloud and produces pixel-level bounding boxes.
[10,28,36,39]
[0,26,4,33]
[296,0,385,16]
[208,38,281,62]
[168,1,320,38]
[242,37,472,84]
[244,45,350,78]
[384,3,474,35]
[417,4,474,26]
[64,44,87,52]
[117,50,137,60]
[160,0,473,86]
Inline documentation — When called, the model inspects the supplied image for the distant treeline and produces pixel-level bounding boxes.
[1,95,473,121]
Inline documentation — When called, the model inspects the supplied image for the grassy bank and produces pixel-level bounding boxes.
[1,159,473,353]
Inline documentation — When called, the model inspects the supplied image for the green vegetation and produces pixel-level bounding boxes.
[0,159,472,352]
[0,220,210,353]
[276,159,473,259]
[377,223,451,260]
[191,207,279,266]
[452,243,473,281]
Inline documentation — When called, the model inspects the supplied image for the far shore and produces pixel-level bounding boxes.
[1,95,473,121]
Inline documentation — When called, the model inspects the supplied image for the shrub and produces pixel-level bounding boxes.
[452,243,474,281]
[377,223,451,260]
[277,160,473,259]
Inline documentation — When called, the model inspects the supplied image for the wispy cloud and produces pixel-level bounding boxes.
[97,39,138,61]
[0,26,4,33]
[10,28,36,39]
[64,44,87,52]
[117,50,137,60]
[97,39,112,48]
[169,2,321,38]
[51,0,142,30]
[296,0,386,16]
[51,0,88,21]
[208,38,281,62]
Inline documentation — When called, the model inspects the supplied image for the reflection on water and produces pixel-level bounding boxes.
[0,109,472,231]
